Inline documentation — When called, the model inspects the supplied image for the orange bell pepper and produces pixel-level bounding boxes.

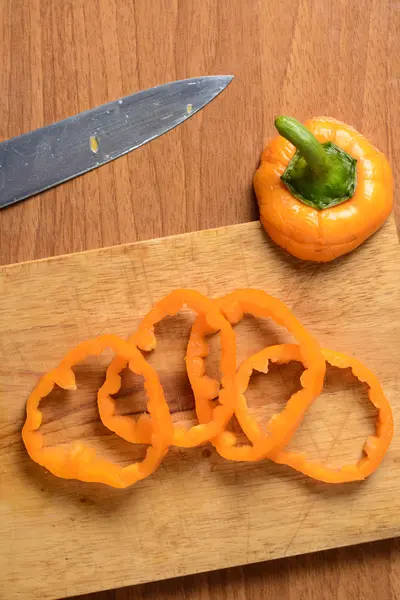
[98,290,237,448]
[214,343,322,461]
[195,290,326,461]
[22,335,173,488]
[270,346,394,483]
[254,116,393,262]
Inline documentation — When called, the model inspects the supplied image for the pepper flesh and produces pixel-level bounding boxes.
[23,291,393,487]
[270,346,394,483]
[99,290,237,448]
[194,290,326,461]
[254,117,393,262]
[22,334,173,488]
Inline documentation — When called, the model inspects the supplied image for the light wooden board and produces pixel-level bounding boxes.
[1,219,399,600]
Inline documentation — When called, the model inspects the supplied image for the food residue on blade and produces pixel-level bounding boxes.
[90,135,99,154]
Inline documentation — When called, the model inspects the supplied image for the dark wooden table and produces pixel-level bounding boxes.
[1,1,399,598]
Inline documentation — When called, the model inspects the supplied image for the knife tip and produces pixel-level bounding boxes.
[215,74,234,89]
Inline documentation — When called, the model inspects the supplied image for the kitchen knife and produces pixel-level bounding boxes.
[0,75,233,209]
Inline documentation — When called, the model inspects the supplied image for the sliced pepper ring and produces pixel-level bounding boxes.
[195,289,326,461]
[22,334,173,489]
[270,345,394,483]
[98,290,237,448]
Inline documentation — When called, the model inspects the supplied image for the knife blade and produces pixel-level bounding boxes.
[0,75,233,209]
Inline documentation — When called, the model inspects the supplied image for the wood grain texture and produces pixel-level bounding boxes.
[0,0,399,599]
[1,219,399,599]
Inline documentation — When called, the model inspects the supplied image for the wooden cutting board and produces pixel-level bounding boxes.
[1,219,399,600]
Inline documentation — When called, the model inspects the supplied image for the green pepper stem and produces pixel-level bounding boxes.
[275,116,328,175]
[275,116,357,210]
